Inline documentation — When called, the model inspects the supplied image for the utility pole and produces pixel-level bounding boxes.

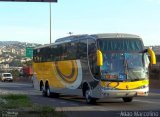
[50,2,52,44]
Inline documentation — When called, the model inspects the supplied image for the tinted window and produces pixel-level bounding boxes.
[66,41,78,60]
[98,38,144,52]
[79,39,87,59]
[33,41,79,62]
[3,74,12,77]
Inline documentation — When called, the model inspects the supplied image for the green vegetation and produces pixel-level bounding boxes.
[10,69,21,77]
[0,94,66,117]
[0,94,32,110]
[31,104,66,117]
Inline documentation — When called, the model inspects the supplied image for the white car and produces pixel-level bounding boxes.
[1,73,13,82]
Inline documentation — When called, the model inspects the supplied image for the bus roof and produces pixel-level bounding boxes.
[91,33,141,39]
[55,33,141,43]
[55,34,89,43]
[34,33,142,49]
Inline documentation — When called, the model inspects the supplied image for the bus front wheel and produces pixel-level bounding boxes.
[85,89,96,104]
[122,97,133,102]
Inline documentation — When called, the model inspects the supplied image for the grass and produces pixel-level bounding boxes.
[0,94,32,110]
[0,94,67,117]
[31,104,66,117]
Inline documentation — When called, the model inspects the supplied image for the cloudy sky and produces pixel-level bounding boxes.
[0,0,160,45]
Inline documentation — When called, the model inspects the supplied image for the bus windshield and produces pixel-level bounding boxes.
[101,53,125,74]
[98,38,144,52]
[98,38,149,81]
[125,53,143,69]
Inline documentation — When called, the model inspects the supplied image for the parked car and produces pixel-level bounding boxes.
[1,73,13,82]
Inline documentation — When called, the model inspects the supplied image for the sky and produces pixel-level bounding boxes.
[0,0,160,45]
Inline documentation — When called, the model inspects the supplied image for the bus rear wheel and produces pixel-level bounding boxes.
[122,97,133,102]
[42,85,47,97]
[85,89,96,104]
[46,86,51,97]
[46,84,59,98]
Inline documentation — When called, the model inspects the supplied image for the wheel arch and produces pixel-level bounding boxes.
[45,80,49,89]
[40,80,44,91]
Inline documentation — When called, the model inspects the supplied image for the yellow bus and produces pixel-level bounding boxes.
[32,33,156,104]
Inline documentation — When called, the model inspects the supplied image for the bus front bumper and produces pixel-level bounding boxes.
[100,87,149,98]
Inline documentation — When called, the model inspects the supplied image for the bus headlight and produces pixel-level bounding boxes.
[138,85,148,89]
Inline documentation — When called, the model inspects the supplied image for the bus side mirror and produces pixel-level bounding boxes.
[148,48,156,64]
[97,50,103,66]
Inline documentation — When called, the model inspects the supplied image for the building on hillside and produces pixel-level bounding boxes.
[0,49,2,55]
[0,64,9,69]
[11,48,16,54]
[20,49,25,56]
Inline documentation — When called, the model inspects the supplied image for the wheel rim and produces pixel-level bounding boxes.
[47,88,50,97]
[85,90,91,103]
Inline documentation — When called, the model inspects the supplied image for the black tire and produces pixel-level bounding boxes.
[122,97,133,102]
[46,85,59,98]
[85,89,96,104]
[40,82,43,91]
[42,85,47,97]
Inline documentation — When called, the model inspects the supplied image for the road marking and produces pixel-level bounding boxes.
[0,84,33,88]
[0,86,20,88]
[0,82,32,86]
[55,106,112,111]
[134,99,160,105]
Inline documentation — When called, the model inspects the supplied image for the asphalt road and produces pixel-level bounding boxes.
[0,82,160,117]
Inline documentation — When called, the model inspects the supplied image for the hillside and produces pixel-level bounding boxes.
[0,41,19,46]
[145,46,160,55]
[0,41,41,68]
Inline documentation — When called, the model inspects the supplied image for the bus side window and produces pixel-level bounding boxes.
[67,41,78,60]
[51,45,58,61]
[54,45,62,61]
[79,39,87,59]
[41,48,47,62]
[61,44,67,60]
[52,44,73,61]
[45,47,52,62]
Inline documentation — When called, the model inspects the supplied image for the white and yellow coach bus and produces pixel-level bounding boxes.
[32,33,156,104]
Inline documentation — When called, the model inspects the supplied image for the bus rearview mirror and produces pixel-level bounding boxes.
[148,48,156,65]
[97,50,103,66]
